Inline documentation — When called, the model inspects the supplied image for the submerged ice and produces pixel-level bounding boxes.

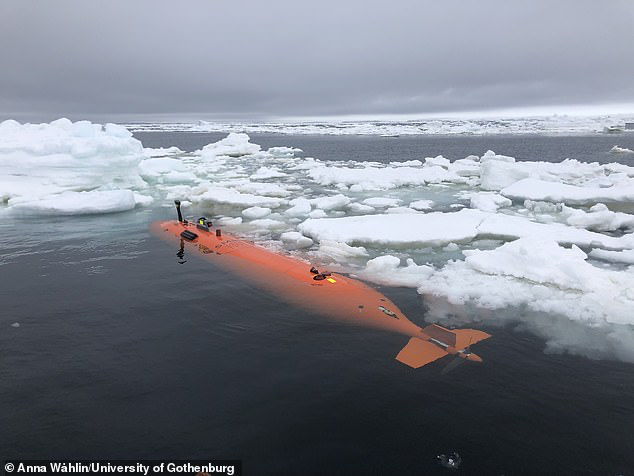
[3,119,634,363]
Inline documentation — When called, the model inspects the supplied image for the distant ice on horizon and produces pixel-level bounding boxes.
[122,113,634,136]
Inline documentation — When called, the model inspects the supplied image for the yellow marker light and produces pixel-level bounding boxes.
[326,277,337,283]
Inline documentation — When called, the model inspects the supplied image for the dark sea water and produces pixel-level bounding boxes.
[2,133,634,475]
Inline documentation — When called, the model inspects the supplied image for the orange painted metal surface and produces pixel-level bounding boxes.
[151,219,490,369]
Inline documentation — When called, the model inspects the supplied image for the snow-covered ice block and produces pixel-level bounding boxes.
[299,208,634,250]
[469,192,512,212]
[133,193,154,207]
[449,158,481,177]
[588,248,634,264]
[348,202,375,214]
[308,164,465,191]
[0,119,146,205]
[477,211,634,250]
[285,198,312,217]
[610,145,634,154]
[312,240,368,262]
[217,216,243,225]
[480,150,516,163]
[191,185,285,208]
[9,190,136,216]
[501,178,634,205]
[424,155,450,168]
[138,157,195,183]
[362,197,402,207]
[308,209,327,219]
[563,203,634,232]
[385,206,419,214]
[464,239,594,291]
[242,206,271,219]
[360,255,434,288]
[143,146,183,157]
[247,218,286,229]
[199,133,261,159]
[417,238,634,328]
[313,194,351,210]
[234,182,292,198]
[266,146,303,158]
[389,159,422,167]
[299,209,485,247]
[251,166,287,179]
[409,199,434,210]
[280,231,313,249]
[480,159,531,190]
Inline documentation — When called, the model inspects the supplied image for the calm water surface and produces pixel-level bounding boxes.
[1,134,634,475]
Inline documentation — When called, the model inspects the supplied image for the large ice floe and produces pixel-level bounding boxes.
[3,120,634,363]
[0,118,150,215]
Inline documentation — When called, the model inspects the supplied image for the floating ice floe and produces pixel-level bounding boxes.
[217,216,243,225]
[280,231,314,249]
[312,194,351,211]
[311,240,369,263]
[610,145,634,154]
[589,248,634,265]
[298,209,634,250]
[479,154,633,191]
[138,157,196,183]
[469,192,512,212]
[561,204,634,232]
[242,206,272,219]
[190,184,286,208]
[198,132,261,159]
[408,199,434,210]
[284,198,312,217]
[143,146,183,157]
[362,197,402,207]
[307,163,468,191]
[0,119,148,215]
[251,166,288,179]
[359,255,433,287]
[8,190,138,216]
[501,178,634,205]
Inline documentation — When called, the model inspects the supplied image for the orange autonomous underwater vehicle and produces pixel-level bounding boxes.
[150,201,490,370]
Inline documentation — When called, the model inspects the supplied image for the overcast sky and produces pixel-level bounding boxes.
[1,0,633,122]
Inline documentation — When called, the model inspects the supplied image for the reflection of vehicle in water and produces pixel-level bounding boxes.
[150,201,491,370]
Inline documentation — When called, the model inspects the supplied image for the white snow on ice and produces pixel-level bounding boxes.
[0,119,147,215]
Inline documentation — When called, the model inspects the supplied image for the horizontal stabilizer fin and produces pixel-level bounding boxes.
[452,329,491,350]
[396,337,448,369]
[423,324,457,347]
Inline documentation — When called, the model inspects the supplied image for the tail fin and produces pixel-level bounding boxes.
[423,324,491,350]
[395,337,448,368]
[396,325,491,369]
[452,329,491,350]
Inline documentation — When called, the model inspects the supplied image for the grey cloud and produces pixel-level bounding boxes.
[1,0,633,121]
